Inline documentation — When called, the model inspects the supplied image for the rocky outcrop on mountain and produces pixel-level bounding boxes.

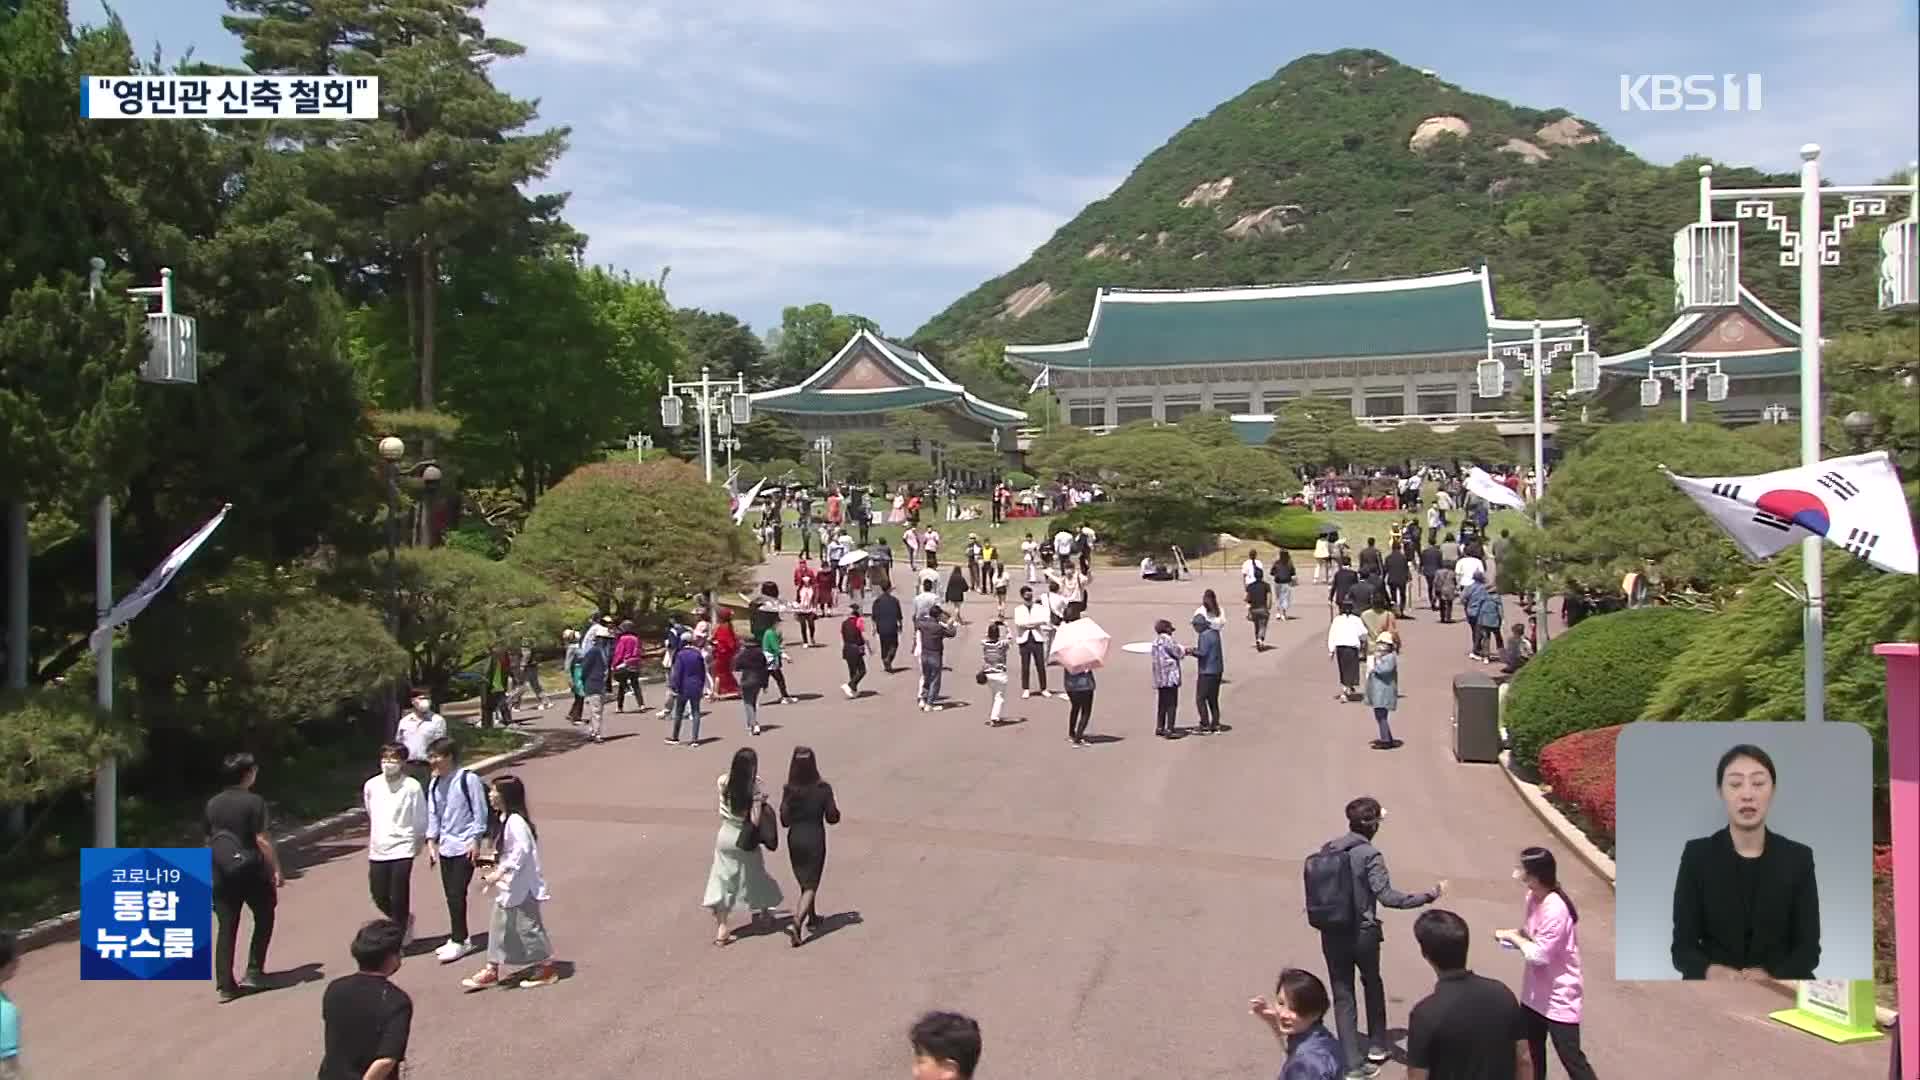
[1409,115,1471,151]
[1499,138,1550,164]
[1084,242,1111,259]
[1180,176,1235,208]
[1225,204,1307,239]
[1536,117,1600,147]
[997,282,1054,320]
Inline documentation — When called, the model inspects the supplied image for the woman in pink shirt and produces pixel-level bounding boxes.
[1495,847,1598,1080]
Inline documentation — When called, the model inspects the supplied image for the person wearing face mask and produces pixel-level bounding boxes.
[362,743,427,946]
[1249,967,1344,1080]
[395,690,446,777]
[1495,848,1597,1080]
[1670,743,1820,981]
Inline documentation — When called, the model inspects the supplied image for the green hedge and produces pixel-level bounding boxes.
[1053,499,1213,557]
[1222,507,1329,551]
[1505,607,1711,770]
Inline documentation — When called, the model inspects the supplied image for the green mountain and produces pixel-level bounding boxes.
[913,48,1889,358]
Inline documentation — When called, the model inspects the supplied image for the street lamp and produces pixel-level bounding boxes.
[813,436,833,490]
[1477,318,1595,646]
[1677,151,1919,724]
[1843,409,1876,449]
[1762,403,1791,425]
[716,412,740,475]
[1639,357,1729,422]
[93,267,198,847]
[663,367,750,483]
[625,432,653,464]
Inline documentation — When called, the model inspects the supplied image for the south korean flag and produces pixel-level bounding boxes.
[1662,451,1916,575]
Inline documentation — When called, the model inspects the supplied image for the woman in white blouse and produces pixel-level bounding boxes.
[1325,602,1369,702]
[461,774,560,990]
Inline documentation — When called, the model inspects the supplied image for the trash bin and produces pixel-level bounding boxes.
[1453,671,1501,763]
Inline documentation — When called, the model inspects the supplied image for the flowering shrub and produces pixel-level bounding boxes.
[1536,724,1622,851]
[1873,844,1895,991]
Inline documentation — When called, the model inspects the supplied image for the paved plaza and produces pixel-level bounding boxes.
[11,560,1892,1078]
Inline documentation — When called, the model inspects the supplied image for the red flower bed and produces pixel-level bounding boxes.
[1537,724,1622,846]
[1873,843,1895,988]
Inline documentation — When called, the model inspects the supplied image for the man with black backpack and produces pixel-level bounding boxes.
[205,752,283,1002]
[424,737,491,965]
[1302,796,1445,1078]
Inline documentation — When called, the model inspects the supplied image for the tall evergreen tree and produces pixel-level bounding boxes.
[222,0,572,434]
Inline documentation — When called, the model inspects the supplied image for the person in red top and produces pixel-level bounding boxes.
[610,621,645,712]
[826,490,843,526]
[710,611,742,698]
[814,565,836,613]
[793,557,815,595]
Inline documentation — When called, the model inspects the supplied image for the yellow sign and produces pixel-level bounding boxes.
[1770,979,1885,1045]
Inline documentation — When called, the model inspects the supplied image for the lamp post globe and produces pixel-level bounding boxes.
[1842,410,1874,446]
[421,464,443,485]
[378,435,405,462]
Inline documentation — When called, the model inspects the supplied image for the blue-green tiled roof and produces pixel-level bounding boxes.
[1006,270,1500,369]
[756,386,955,414]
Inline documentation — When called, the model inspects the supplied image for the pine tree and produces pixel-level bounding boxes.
[222,0,572,435]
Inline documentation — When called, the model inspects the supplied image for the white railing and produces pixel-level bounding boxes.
[1018,411,1526,442]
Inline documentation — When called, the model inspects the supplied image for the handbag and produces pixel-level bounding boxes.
[975,669,989,686]
[735,797,779,852]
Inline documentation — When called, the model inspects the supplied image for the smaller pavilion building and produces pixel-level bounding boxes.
[1593,285,1804,425]
[749,329,1026,471]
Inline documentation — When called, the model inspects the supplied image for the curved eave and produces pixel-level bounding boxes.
[1596,349,1801,377]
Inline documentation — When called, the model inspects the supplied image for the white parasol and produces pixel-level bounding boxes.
[837,548,870,567]
[1049,617,1111,672]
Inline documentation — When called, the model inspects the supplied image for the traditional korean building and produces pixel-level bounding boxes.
[1592,284,1805,424]
[1002,266,1554,445]
[749,328,1026,468]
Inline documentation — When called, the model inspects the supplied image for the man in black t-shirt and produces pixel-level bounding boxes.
[1405,909,1531,1080]
[319,920,412,1080]
[205,752,283,1002]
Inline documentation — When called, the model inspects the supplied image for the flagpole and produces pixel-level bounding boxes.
[94,495,114,848]
[1798,146,1825,725]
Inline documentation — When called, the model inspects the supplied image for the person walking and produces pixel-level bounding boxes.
[1012,585,1053,699]
[423,737,489,964]
[666,624,708,747]
[733,632,770,736]
[795,579,820,648]
[1195,587,1226,641]
[1245,566,1273,648]
[779,746,842,947]
[915,604,958,711]
[1304,797,1445,1079]
[1328,556,1358,620]
[1433,564,1459,625]
[611,620,645,713]
[578,623,610,744]
[1473,573,1506,663]
[1327,604,1368,702]
[206,752,283,1002]
[1419,541,1443,612]
[1272,550,1298,621]
[481,645,516,728]
[395,690,447,776]
[363,742,426,946]
[761,620,795,704]
[1384,543,1412,618]
[705,748,786,946]
[871,580,904,673]
[979,620,1010,726]
[909,1011,982,1080]
[561,628,586,724]
[1021,532,1040,583]
[1407,910,1532,1080]
[838,603,870,698]
[656,614,690,720]
[1191,612,1224,734]
[1364,633,1402,750]
[1241,548,1265,587]
[462,774,560,989]
[944,563,969,620]
[1496,847,1598,1080]
[1313,533,1333,584]
[1248,967,1345,1080]
[1149,618,1186,738]
[510,642,550,712]
[318,920,412,1080]
[710,610,742,699]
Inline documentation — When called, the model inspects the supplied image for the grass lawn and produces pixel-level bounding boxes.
[0,721,529,928]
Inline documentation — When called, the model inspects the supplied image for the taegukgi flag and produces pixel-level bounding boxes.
[1661,451,1916,575]
[1027,366,1050,394]
[90,503,232,651]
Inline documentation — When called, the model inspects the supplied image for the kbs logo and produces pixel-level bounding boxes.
[1618,74,1763,112]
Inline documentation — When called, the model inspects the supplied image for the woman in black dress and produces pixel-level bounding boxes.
[779,746,842,947]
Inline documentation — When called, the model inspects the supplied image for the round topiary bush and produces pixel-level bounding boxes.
[1506,607,1711,770]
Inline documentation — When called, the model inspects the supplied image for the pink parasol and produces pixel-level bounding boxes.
[1049,617,1111,673]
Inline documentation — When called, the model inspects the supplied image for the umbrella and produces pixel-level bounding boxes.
[1318,523,1341,538]
[1049,617,1111,673]
[837,549,870,567]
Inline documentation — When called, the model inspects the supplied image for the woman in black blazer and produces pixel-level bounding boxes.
[1671,743,1820,980]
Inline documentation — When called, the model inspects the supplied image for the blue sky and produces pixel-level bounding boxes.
[92,1,1919,338]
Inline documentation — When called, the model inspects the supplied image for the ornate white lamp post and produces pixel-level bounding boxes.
[1761,403,1791,425]
[1639,358,1729,423]
[812,435,834,490]
[715,412,740,476]
[625,432,653,464]
[1676,149,1919,724]
[662,367,749,483]
[1477,318,1597,645]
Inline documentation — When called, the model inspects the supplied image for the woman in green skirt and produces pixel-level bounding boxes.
[706,747,785,946]
[462,774,560,990]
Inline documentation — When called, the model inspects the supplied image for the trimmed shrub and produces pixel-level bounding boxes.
[1004,470,1036,489]
[1224,507,1329,551]
[1505,607,1710,770]
[1052,499,1213,557]
[1536,724,1621,851]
